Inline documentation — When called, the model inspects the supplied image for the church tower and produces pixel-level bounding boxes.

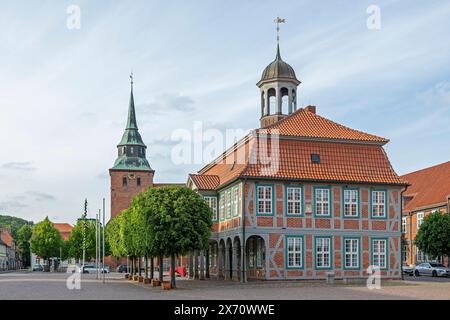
[109,75,154,218]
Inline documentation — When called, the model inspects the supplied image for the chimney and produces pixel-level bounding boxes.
[305,105,316,114]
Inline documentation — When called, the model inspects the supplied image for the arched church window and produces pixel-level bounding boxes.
[122,177,127,187]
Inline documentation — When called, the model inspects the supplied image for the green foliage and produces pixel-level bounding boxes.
[66,218,99,261]
[30,217,63,260]
[415,211,450,259]
[0,215,33,238]
[16,224,33,267]
[145,186,212,257]
[106,215,125,258]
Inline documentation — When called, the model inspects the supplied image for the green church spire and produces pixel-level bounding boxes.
[110,74,153,172]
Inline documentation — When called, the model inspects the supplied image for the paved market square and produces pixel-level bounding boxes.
[1,271,449,300]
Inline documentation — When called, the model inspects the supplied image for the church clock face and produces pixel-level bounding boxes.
[128,173,136,180]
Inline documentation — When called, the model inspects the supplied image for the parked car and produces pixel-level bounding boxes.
[414,262,450,277]
[81,264,97,274]
[100,266,110,274]
[32,265,44,272]
[117,265,129,273]
[402,265,414,276]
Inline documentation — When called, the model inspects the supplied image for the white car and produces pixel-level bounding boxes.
[414,262,450,277]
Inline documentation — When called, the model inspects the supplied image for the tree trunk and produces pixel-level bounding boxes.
[159,256,164,282]
[171,254,176,288]
[150,257,154,279]
[138,257,142,277]
[131,257,135,276]
[144,256,148,279]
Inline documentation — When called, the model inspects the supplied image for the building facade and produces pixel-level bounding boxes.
[401,161,450,266]
[0,228,18,270]
[188,44,408,281]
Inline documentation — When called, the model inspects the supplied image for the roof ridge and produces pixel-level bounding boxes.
[401,161,450,177]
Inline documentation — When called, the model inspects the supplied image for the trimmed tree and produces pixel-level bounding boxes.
[30,217,63,271]
[145,186,212,288]
[415,211,450,264]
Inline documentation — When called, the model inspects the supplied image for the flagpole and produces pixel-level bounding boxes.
[102,197,106,284]
[95,212,98,279]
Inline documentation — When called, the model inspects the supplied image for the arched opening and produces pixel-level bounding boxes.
[280,87,289,114]
[260,91,265,117]
[226,238,233,280]
[246,235,265,280]
[233,237,241,281]
[292,89,297,111]
[267,88,276,115]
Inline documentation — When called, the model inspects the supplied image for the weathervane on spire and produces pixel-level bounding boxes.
[130,71,134,89]
[274,16,286,45]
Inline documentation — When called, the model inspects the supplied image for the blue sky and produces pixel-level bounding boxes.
[0,0,449,224]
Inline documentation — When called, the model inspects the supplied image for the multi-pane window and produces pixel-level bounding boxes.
[402,217,407,234]
[286,187,302,215]
[344,238,359,269]
[219,194,224,221]
[371,190,386,218]
[402,244,408,264]
[248,239,254,268]
[417,212,424,228]
[256,238,263,268]
[315,188,330,216]
[233,186,240,217]
[204,196,218,221]
[343,189,358,217]
[372,239,387,269]
[226,190,232,219]
[286,237,303,268]
[315,237,331,268]
[257,186,273,215]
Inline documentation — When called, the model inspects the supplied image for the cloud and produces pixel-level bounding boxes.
[26,191,56,201]
[137,94,195,116]
[0,162,36,171]
[97,172,109,180]
[0,200,28,211]
[417,81,450,109]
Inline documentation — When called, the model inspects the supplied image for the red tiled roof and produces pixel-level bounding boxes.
[0,230,14,247]
[189,174,220,190]
[53,223,73,241]
[257,108,389,144]
[401,161,450,212]
[241,139,405,185]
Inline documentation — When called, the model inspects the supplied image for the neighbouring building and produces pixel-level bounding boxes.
[0,228,18,270]
[401,161,450,266]
[0,237,7,270]
[187,43,408,281]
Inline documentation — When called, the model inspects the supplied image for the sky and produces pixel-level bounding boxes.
[0,0,449,224]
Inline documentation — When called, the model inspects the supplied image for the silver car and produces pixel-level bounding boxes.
[414,262,449,277]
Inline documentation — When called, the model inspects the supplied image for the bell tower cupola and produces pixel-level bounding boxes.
[257,18,300,128]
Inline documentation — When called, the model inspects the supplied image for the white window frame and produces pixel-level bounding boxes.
[233,186,239,217]
[315,188,330,216]
[372,239,387,269]
[219,194,224,221]
[344,238,359,269]
[343,189,358,217]
[315,237,331,268]
[287,237,303,268]
[371,190,386,218]
[226,190,232,219]
[402,217,407,234]
[204,196,218,221]
[286,187,302,216]
[417,212,424,229]
[257,186,273,215]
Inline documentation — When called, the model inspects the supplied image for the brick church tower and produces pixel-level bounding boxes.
[109,75,154,218]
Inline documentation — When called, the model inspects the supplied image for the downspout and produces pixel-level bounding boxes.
[242,178,247,283]
[400,186,408,281]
